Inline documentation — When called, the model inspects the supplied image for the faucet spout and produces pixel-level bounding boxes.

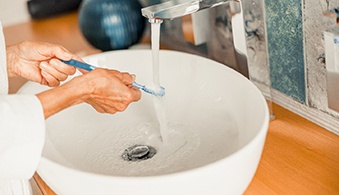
[141,0,232,20]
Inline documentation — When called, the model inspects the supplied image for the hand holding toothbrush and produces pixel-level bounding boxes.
[36,66,141,117]
[6,41,141,118]
[6,41,78,87]
[61,59,165,97]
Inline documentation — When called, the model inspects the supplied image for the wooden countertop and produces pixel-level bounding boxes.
[4,11,339,194]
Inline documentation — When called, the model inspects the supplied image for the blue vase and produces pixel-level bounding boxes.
[79,0,146,51]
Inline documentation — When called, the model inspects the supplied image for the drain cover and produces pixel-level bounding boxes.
[122,145,157,162]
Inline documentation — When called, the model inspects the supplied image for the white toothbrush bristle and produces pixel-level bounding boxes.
[144,84,165,96]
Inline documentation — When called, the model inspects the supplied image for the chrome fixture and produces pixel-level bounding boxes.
[142,0,233,21]
[142,0,248,77]
[141,0,274,118]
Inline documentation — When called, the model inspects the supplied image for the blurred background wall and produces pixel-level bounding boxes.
[0,0,30,26]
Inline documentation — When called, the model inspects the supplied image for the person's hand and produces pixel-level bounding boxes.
[36,68,141,118]
[80,68,141,114]
[6,41,80,87]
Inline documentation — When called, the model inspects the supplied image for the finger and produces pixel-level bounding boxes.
[41,70,60,87]
[120,72,134,85]
[38,43,84,63]
[37,43,73,61]
[40,62,68,82]
[40,77,48,86]
[50,58,76,75]
[121,87,142,102]
[77,68,90,75]
[130,88,142,101]
[114,90,141,111]
[54,47,73,60]
[131,74,136,82]
[88,101,118,114]
[91,104,106,113]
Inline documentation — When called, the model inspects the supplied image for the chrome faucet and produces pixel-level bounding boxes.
[141,0,246,77]
[141,0,234,22]
[141,0,274,117]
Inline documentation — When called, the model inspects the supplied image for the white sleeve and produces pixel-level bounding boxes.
[0,21,8,95]
[0,94,45,179]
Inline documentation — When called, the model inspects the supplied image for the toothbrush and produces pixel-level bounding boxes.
[60,59,165,97]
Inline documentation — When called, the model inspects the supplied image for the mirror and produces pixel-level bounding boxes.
[324,10,339,112]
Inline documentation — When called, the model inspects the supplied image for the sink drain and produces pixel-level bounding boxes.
[122,145,157,162]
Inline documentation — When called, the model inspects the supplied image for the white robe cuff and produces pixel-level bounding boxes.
[0,94,45,179]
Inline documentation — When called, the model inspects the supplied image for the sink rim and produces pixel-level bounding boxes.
[36,50,270,178]
[19,49,270,194]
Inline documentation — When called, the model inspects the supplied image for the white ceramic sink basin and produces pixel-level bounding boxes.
[18,50,269,195]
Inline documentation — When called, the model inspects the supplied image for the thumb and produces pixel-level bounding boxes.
[120,73,135,85]
[40,43,73,61]
[78,68,90,75]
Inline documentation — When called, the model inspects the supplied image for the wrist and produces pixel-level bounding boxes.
[36,76,90,119]
[6,45,18,77]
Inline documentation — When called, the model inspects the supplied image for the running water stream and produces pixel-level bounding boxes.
[150,20,170,144]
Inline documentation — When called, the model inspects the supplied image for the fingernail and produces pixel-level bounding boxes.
[50,59,58,66]
[63,52,72,59]
[40,62,48,70]
[131,74,136,81]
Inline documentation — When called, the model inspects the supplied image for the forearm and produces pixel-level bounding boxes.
[36,77,89,119]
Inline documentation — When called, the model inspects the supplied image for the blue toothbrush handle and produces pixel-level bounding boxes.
[131,82,144,90]
[60,59,144,90]
[60,59,96,71]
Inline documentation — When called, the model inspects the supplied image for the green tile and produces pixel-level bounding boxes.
[266,0,306,103]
